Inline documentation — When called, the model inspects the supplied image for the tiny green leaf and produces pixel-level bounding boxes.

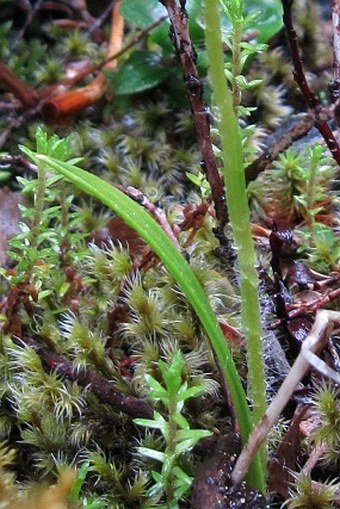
[136,447,165,463]
[177,384,205,401]
[172,412,189,430]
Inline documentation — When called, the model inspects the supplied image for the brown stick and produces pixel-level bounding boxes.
[86,0,119,36]
[159,0,228,227]
[281,0,340,167]
[82,16,167,78]
[0,16,164,147]
[14,335,153,419]
[12,0,44,52]
[245,113,314,184]
[0,61,39,107]
[329,0,340,131]
[118,184,182,250]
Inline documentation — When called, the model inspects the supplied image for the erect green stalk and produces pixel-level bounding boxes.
[164,397,177,506]
[231,21,243,109]
[204,0,266,429]
[26,161,46,280]
[31,164,46,239]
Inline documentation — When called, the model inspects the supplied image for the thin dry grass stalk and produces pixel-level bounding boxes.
[231,309,340,485]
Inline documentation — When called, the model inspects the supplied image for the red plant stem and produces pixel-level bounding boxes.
[330,0,340,128]
[287,287,340,319]
[281,0,340,166]
[118,185,181,249]
[0,61,39,107]
[245,113,314,184]
[86,0,118,36]
[15,335,153,419]
[160,0,228,227]
[13,0,44,51]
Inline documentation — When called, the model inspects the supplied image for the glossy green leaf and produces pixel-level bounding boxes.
[134,411,167,431]
[177,429,211,441]
[136,447,165,463]
[145,374,168,399]
[159,353,183,394]
[120,0,166,28]
[177,384,205,401]
[173,412,189,430]
[105,50,171,95]
[250,0,283,42]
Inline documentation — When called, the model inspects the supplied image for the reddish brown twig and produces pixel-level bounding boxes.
[0,154,37,173]
[12,0,44,51]
[118,185,181,250]
[287,287,340,319]
[0,15,165,147]
[40,7,166,125]
[281,0,340,167]
[0,102,42,149]
[86,0,119,36]
[80,15,167,79]
[41,76,108,124]
[0,61,39,107]
[14,335,153,419]
[329,0,340,131]
[245,113,314,184]
[159,0,228,227]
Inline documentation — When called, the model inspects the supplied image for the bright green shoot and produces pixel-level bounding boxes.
[21,129,265,491]
[68,461,105,509]
[204,0,267,473]
[134,350,211,508]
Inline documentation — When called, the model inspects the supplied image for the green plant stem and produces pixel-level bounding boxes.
[164,398,177,506]
[27,161,46,279]
[204,0,266,469]
[231,21,242,108]
[59,185,71,264]
[32,153,264,491]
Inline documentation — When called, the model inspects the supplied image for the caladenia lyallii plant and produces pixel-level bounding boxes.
[21,126,265,491]
[19,0,271,494]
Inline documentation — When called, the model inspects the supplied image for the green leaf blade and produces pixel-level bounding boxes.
[29,152,257,483]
